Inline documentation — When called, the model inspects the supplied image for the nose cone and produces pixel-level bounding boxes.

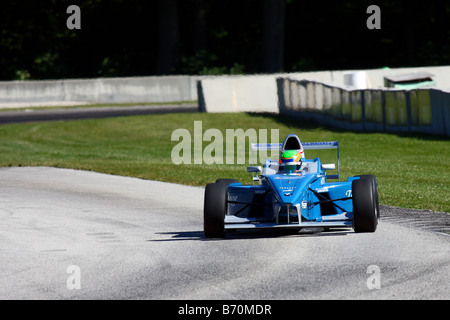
[267,174,313,204]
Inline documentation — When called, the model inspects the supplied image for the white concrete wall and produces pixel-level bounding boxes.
[198,72,335,113]
[0,76,199,107]
[0,65,448,109]
[199,75,279,113]
[198,66,450,113]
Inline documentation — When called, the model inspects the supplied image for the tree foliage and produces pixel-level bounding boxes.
[0,0,449,80]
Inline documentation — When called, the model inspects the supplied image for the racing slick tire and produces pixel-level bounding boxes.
[355,175,380,220]
[215,178,239,185]
[352,176,378,233]
[204,182,228,238]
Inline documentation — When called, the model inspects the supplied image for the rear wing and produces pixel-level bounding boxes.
[250,141,340,180]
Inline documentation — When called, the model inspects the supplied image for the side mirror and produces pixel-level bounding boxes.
[322,164,336,170]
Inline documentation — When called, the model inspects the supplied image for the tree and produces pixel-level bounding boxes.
[262,0,285,73]
[156,0,180,75]
[193,0,207,52]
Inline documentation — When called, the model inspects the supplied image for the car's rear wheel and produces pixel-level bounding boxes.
[204,182,228,238]
[352,176,378,233]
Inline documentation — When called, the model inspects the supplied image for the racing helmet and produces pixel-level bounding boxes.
[279,150,303,173]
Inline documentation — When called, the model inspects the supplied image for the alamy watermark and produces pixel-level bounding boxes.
[65,263,381,292]
[67,265,81,290]
[66,5,81,30]
[171,121,279,165]
[366,265,381,290]
[66,5,379,31]
[366,5,381,30]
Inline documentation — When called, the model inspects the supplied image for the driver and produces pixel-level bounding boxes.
[279,150,303,173]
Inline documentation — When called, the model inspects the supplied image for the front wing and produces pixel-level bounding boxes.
[224,215,353,230]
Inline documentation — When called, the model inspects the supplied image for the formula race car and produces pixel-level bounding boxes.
[204,134,379,238]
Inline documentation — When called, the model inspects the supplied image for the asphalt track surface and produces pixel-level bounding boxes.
[0,167,448,300]
[0,104,198,124]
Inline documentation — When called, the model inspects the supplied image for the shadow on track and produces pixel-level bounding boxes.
[150,228,352,242]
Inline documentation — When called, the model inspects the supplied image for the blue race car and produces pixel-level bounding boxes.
[203,134,379,238]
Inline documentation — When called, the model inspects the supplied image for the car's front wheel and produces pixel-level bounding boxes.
[204,182,228,238]
[352,176,379,233]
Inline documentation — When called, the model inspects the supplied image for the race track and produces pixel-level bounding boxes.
[0,167,448,299]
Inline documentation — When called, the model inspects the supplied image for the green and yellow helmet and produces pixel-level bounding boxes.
[279,150,303,173]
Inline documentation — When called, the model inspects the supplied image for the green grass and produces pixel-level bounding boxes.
[0,112,448,213]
